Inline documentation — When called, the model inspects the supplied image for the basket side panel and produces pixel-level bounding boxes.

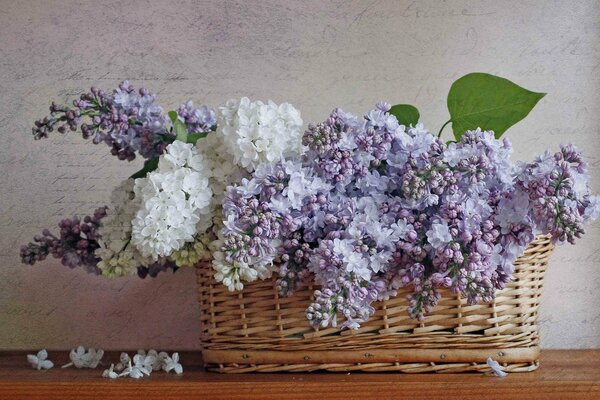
[196,235,553,372]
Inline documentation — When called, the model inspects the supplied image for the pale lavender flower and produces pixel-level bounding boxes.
[426,221,452,249]
[486,357,508,377]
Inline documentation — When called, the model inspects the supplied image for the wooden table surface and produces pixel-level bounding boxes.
[0,350,598,399]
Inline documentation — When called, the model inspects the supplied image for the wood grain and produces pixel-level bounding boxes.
[0,350,597,399]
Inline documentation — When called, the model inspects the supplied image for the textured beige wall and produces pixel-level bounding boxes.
[0,0,599,349]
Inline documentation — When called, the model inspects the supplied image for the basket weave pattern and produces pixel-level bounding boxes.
[196,235,554,373]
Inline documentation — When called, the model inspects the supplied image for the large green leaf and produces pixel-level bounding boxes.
[447,73,545,140]
[388,104,419,127]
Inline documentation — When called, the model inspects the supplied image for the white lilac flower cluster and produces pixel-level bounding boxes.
[131,140,214,259]
[218,97,304,171]
[216,103,600,329]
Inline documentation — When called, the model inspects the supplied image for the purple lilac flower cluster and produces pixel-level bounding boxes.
[216,103,599,329]
[177,101,217,134]
[32,82,215,161]
[515,144,599,244]
[32,81,170,160]
[20,207,107,275]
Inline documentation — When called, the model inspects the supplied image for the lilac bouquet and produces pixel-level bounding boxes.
[21,73,599,329]
[22,83,304,277]
[215,106,599,328]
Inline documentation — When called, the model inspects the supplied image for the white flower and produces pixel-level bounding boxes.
[213,252,254,291]
[217,97,304,171]
[111,350,184,379]
[62,346,104,369]
[212,246,274,291]
[486,357,508,377]
[27,349,53,370]
[114,352,131,372]
[121,354,154,379]
[102,364,119,379]
[195,133,246,204]
[426,221,453,249]
[132,141,213,259]
[137,349,164,371]
[135,352,157,370]
[160,140,194,169]
[161,352,183,375]
[96,179,153,278]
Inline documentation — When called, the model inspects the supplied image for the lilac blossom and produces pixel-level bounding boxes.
[177,101,217,134]
[25,85,600,328]
[20,207,108,274]
[218,105,599,329]
[32,82,217,161]
[514,144,600,244]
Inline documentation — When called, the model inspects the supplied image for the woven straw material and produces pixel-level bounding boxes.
[196,235,554,373]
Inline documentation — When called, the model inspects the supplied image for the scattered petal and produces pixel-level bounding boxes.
[27,349,53,370]
[162,352,183,375]
[487,357,508,377]
[102,364,119,379]
[114,352,131,372]
[62,346,104,369]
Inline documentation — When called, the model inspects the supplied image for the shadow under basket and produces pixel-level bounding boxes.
[196,235,554,373]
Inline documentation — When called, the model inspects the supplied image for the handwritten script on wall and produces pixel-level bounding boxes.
[0,0,599,349]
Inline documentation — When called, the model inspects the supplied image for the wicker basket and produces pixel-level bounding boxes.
[196,235,554,373]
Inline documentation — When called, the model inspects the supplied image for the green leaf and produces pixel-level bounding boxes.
[174,120,189,142]
[186,132,208,145]
[130,157,159,179]
[388,104,420,127]
[168,110,189,142]
[447,72,545,140]
[168,110,178,124]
